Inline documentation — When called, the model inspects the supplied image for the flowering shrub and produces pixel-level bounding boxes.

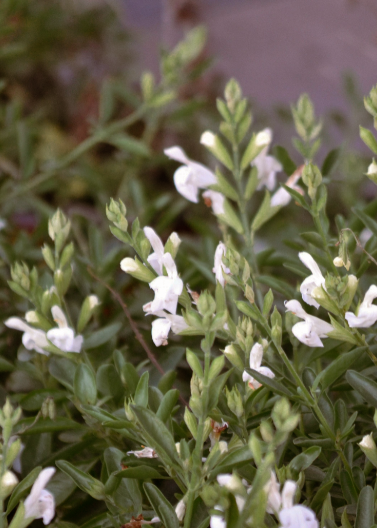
[3,7,377,528]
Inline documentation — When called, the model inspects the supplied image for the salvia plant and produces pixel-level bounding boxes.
[4,9,377,528]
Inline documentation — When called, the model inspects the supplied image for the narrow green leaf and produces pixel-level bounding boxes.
[143,482,179,528]
[272,145,296,176]
[346,370,377,407]
[56,460,105,500]
[355,486,374,528]
[313,346,367,391]
[360,126,377,154]
[134,372,149,407]
[116,466,164,480]
[156,389,179,423]
[321,148,340,176]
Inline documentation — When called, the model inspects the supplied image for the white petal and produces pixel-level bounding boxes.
[298,253,325,284]
[151,318,171,347]
[24,468,55,520]
[362,284,377,308]
[292,321,324,347]
[47,327,78,352]
[164,146,191,165]
[279,504,318,528]
[281,480,297,509]
[258,366,275,379]
[22,332,49,355]
[300,276,320,309]
[284,300,308,319]
[249,343,263,370]
[174,166,199,203]
[165,314,188,334]
[144,227,164,257]
[51,305,68,329]
[345,306,377,328]
[162,252,178,278]
[147,253,163,275]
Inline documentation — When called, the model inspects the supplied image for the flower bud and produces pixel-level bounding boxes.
[223,344,244,371]
[244,284,255,303]
[255,128,272,147]
[366,159,377,184]
[197,291,216,317]
[311,286,341,315]
[200,132,234,171]
[224,78,242,112]
[77,295,100,333]
[359,433,377,467]
[200,131,216,148]
[0,471,18,498]
[164,232,181,259]
[175,499,186,522]
[41,244,55,271]
[106,198,128,232]
[60,242,74,269]
[343,275,359,311]
[225,386,243,418]
[48,209,71,253]
[120,257,155,283]
[11,262,30,291]
[54,267,73,297]
[302,163,322,200]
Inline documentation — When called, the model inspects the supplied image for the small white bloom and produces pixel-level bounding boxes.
[213,242,230,287]
[1,470,18,494]
[264,471,282,514]
[148,254,183,315]
[24,467,55,525]
[217,474,239,493]
[270,168,303,208]
[252,129,282,191]
[88,295,100,309]
[203,190,225,215]
[164,146,217,203]
[218,441,228,454]
[242,343,275,389]
[285,300,334,347]
[345,285,377,328]
[175,499,186,521]
[5,317,49,355]
[120,258,139,273]
[279,504,318,528]
[299,252,326,309]
[200,131,216,148]
[255,128,272,147]
[150,312,188,347]
[25,311,39,324]
[210,507,226,528]
[47,306,83,353]
[144,226,165,275]
[127,447,158,458]
[359,433,376,450]
[367,159,377,176]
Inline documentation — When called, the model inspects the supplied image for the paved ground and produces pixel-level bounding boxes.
[123,0,377,113]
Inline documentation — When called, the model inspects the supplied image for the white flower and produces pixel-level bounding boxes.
[359,433,376,450]
[270,167,303,207]
[148,254,183,315]
[285,300,334,347]
[46,306,83,353]
[345,285,377,328]
[203,190,225,215]
[213,242,230,287]
[24,467,55,525]
[127,447,158,458]
[164,146,217,203]
[252,128,282,191]
[200,131,216,148]
[175,499,186,521]
[88,295,100,309]
[217,474,239,493]
[299,252,326,309]
[144,226,165,275]
[4,317,49,355]
[265,477,318,528]
[367,159,377,176]
[150,313,187,347]
[210,507,226,528]
[242,343,275,389]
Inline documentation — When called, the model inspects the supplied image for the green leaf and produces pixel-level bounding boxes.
[300,231,324,249]
[321,148,340,176]
[235,301,264,324]
[328,316,359,345]
[246,369,295,399]
[108,134,151,157]
[272,145,296,176]
[209,446,254,478]
[208,355,225,380]
[48,357,76,390]
[256,275,295,298]
[56,460,105,500]
[156,389,179,423]
[207,369,232,411]
[346,370,377,407]
[74,364,97,405]
[360,126,377,154]
[131,406,181,468]
[340,469,358,505]
[209,170,238,201]
[0,357,14,372]
[143,483,179,528]
[116,466,164,480]
[7,466,41,514]
[310,480,334,512]
[96,365,124,399]
[134,371,149,407]
[353,207,377,238]
[281,184,309,210]
[83,322,122,349]
[289,446,321,477]
[313,346,367,391]
[186,349,204,378]
[251,191,278,231]
[355,486,374,528]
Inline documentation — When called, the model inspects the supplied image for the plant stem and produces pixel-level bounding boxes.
[2,105,147,203]
[183,342,211,528]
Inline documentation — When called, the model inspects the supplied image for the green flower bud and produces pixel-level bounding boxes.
[106,198,128,231]
[225,386,243,418]
[197,291,216,317]
[77,295,100,333]
[41,244,55,271]
[302,163,322,200]
[225,78,242,112]
[120,257,155,283]
[164,232,181,259]
[200,131,234,171]
[54,267,73,297]
[60,242,74,269]
[11,262,30,291]
[0,471,18,499]
[48,209,71,253]
[366,159,377,184]
[223,344,244,371]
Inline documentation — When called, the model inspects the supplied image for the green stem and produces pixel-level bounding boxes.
[2,105,147,203]
[312,213,338,275]
[183,343,211,528]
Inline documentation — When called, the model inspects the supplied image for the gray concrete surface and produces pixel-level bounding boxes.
[125,0,377,112]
